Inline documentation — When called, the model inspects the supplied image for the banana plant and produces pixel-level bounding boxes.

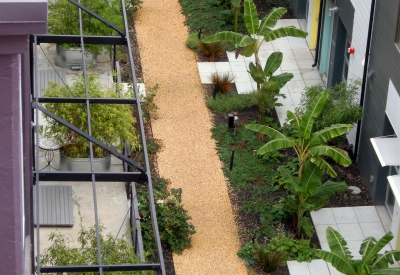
[203,1,307,126]
[250,51,293,125]
[317,227,400,275]
[245,91,353,179]
[246,91,353,236]
[231,0,241,33]
[276,161,347,236]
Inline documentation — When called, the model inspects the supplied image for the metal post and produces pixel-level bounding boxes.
[229,150,235,170]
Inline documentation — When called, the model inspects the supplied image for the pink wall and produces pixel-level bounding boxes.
[0,1,47,274]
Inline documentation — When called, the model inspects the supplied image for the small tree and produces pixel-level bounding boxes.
[317,227,400,275]
[203,1,307,126]
[246,91,353,235]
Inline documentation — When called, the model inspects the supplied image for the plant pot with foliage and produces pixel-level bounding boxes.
[48,0,124,68]
[41,73,140,171]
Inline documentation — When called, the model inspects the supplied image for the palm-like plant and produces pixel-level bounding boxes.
[246,91,353,236]
[317,227,400,275]
[202,1,307,127]
[245,91,353,179]
[204,5,305,90]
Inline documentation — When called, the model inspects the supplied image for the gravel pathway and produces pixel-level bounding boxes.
[134,1,247,274]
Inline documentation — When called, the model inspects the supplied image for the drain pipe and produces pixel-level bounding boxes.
[312,0,324,67]
[353,0,376,162]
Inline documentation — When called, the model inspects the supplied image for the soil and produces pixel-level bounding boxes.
[128,1,373,274]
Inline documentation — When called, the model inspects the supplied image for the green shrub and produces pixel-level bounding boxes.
[266,234,316,262]
[206,92,258,113]
[186,32,201,52]
[41,225,153,275]
[178,0,237,33]
[137,183,196,255]
[295,79,363,131]
[237,241,257,266]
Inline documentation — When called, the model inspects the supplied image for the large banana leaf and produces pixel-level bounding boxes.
[300,91,329,139]
[286,110,301,132]
[303,196,329,211]
[299,216,313,237]
[245,124,286,139]
[325,227,353,259]
[264,51,283,76]
[360,236,377,256]
[300,161,323,194]
[258,7,287,31]
[243,0,259,34]
[372,250,400,269]
[310,156,337,177]
[282,195,299,211]
[263,26,308,42]
[202,32,256,47]
[257,138,295,154]
[278,166,303,194]
[310,145,351,167]
[240,44,255,57]
[248,62,266,83]
[269,73,293,88]
[309,180,348,198]
[361,232,394,268]
[309,124,354,146]
[316,249,357,275]
[372,268,400,274]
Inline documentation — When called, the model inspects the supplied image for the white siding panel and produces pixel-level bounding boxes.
[346,0,372,147]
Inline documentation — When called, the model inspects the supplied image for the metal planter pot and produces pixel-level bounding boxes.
[59,153,111,172]
[55,45,96,69]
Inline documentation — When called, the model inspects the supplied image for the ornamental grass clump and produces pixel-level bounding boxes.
[42,73,140,158]
[209,72,235,94]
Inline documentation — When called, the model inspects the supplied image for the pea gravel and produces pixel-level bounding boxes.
[134,1,248,274]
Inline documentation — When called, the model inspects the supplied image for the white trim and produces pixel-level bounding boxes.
[371,137,400,166]
[386,79,400,135]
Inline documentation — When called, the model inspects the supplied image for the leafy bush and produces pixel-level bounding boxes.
[186,32,201,52]
[267,235,316,262]
[209,72,235,94]
[41,225,153,275]
[137,185,196,255]
[178,0,238,33]
[198,40,226,61]
[206,92,258,113]
[295,79,363,131]
[126,0,143,13]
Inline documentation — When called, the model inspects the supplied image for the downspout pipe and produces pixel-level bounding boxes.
[312,0,324,67]
[353,0,376,162]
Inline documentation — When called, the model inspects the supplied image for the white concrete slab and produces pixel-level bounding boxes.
[315,224,339,241]
[215,62,232,72]
[285,80,306,93]
[337,223,365,241]
[292,49,314,60]
[354,206,381,223]
[232,71,251,83]
[332,207,358,224]
[360,222,386,240]
[229,61,248,72]
[197,62,216,73]
[311,208,337,225]
[235,82,255,94]
[308,259,330,275]
[226,51,243,62]
[287,261,310,275]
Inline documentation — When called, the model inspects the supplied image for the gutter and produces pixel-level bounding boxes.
[353,0,377,162]
[312,0,324,67]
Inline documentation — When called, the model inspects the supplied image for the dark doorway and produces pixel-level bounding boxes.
[328,15,348,87]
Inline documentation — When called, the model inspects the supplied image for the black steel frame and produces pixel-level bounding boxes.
[30,0,166,274]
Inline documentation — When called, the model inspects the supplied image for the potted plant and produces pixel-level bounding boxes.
[41,73,140,171]
[48,0,123,68]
